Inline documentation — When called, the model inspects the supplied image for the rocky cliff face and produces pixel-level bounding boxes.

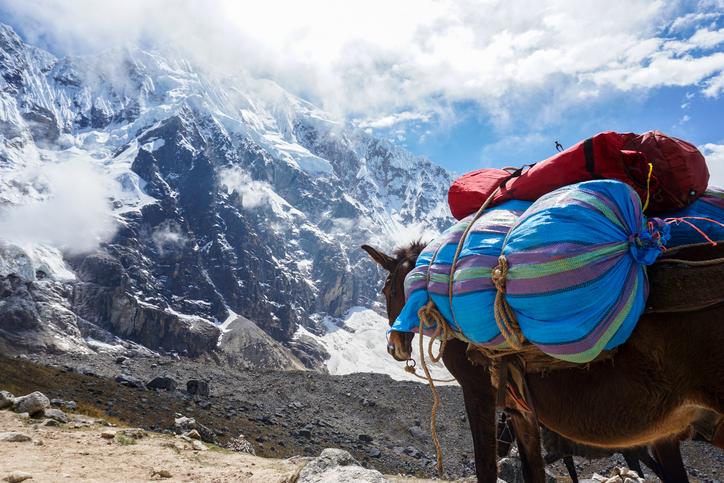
[0,24,452,367]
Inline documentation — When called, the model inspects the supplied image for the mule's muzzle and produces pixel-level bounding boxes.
[388,332,413,361]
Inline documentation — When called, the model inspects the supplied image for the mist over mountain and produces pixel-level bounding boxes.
[0,24,452,369]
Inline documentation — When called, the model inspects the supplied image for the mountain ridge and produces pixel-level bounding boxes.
[0,23,453,370]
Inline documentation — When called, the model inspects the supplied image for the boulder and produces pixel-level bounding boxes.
[297,448,387,483]
[498,457,556,483]
[0,432,31,443]
[186,380,209,397]
[147,376,177,391]
[120,428,146,439]
[408,426,426,439]
[115,374,145,389]
[191,440,207,451]
[227,434,255,455]
[0,391,14,410]
[12,392,49,417]
[2,471,33,483]
[43,409,68,423]
[173,416,216,444]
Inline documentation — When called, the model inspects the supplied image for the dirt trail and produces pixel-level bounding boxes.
[0,411,449,483]
[0,411,306,482]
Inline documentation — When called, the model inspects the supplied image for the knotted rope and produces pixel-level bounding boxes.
[491,255,525,350]
[399,169,529,477]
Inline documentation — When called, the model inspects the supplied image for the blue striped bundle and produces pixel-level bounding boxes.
[393,200,531,341]
[501,180,668,362]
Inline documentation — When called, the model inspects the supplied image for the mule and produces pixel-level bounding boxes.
[362,242,724,482]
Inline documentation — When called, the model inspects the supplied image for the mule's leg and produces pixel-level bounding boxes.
[621,451,645,479]
[497,413,515,458]
[637,449,665,481]
[562,455,579,483]
[508,409,547,483]
[442,339,498,483]
[651,439,689,483]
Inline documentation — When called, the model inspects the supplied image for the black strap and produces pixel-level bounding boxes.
[583,137,596,176]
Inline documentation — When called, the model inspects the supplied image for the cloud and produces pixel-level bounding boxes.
[2,0,723,131]
[151,221,187,256]
[217,167,272,210]
[0,158,118,254]
[701,143,724,187]
[356,112,432,129]
[703,71,724,96]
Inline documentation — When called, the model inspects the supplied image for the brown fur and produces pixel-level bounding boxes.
[362,243,724,482]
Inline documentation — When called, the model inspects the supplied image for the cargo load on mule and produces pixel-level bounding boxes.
[662,187,724,247]
[448,130,710,220]
[394,180,670,363]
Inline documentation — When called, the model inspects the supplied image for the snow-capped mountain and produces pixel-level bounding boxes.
[0,24,453,371]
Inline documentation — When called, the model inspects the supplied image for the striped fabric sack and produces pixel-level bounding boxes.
[661,187,724,247]
[393,180,669,364]
[500,180,669,362]
[392,200,532,342]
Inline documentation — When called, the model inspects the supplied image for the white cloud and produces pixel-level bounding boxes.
[356,112,431,129]
[701,143,724,187]
[218,167,273,210]
[703,71,724,96]
[151,221,187,256]
[669,11,721,32]
[0,158,117,254]
[2,0,723,130]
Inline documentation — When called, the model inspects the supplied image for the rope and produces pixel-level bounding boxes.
[642,162,653,211]
[415,302,448,478]
[664,216,724,247]
[447,185,505,328]
[397,170,527,478]
[491,256,525,349]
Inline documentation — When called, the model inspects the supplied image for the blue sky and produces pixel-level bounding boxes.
[391,84,724,174]
[2,0,723,182]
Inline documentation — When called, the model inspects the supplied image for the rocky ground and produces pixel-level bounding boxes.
[0,353,722,482]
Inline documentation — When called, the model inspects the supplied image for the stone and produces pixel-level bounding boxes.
[2,471,33,483]
[12,392,50,417]
[64,401,77,411]
[498,457,559,483]
[0,391,14,410]
[151,469,172,479]
[357,434,373,443]
[115,356,128,364]
[0,432,32,443]
[192,440,208,451]
[174,415,196,432]
[147,376,177,392]
[115,374,145,389]
[120,428,146,439]
[186,380,209,397]
[185,429,201,440]
[50,398,64,408]
[297,448,387,483]
[366,447,381,458]
[40,419,60,427]
[408,426,426,439]
[100,431,116,440]
[228,434,255,455]
[43,408,69,423]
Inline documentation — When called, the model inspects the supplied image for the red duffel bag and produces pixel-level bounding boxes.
[448,130,709,219]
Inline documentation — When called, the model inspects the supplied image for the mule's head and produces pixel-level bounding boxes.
[361,242,425,361]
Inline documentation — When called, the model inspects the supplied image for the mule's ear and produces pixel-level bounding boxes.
[361,244,396,271]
